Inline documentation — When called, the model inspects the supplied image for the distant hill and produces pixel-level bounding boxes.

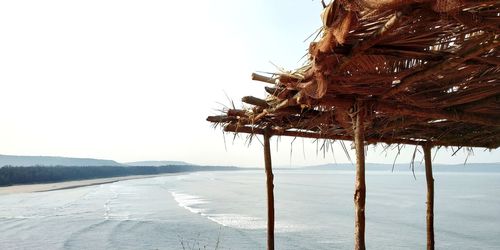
[124,161,193,167]
[300,163,500,172]
[0,154,123,167]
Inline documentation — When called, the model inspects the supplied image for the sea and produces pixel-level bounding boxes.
[0,169,499,249]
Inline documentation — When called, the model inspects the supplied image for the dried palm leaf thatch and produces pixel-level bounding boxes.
[207,0,500,149]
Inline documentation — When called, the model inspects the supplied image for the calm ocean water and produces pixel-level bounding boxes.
[0,170,499,249]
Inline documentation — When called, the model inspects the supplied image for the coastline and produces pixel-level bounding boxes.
[0,173,178,195]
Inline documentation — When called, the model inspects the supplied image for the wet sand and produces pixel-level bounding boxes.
[0,174,175,195]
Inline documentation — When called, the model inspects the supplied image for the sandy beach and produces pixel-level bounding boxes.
[0,174,174,195]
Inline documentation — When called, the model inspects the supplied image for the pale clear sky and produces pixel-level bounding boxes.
[0,0,498,167]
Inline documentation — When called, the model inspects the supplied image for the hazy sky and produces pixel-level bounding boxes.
[0,0,498,167]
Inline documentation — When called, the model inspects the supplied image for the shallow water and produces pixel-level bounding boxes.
[0,170,499,249]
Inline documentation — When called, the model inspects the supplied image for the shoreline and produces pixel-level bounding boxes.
[0,173,179,195]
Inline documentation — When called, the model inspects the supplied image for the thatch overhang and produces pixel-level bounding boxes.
[207,0,500,149]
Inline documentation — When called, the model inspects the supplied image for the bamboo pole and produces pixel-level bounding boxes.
[353,104,366,250]
[423,145,435,250]
[263,131,275,250]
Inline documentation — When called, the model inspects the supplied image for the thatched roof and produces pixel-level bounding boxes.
[208,0,500,149]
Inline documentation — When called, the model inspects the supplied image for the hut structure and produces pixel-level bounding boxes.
[207,1,499,249]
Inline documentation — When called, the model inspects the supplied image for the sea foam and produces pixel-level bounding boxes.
[169,190,300,232]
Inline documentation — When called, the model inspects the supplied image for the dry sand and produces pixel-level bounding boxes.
[0,174,173,196]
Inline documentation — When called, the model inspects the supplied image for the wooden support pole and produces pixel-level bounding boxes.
[423,145,435,250]
[353,104,366,250]
[263,132,275,250]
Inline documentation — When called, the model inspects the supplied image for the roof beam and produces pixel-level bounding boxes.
[223,124,495,148]
[318,97,500,127]
[374,101,500,127]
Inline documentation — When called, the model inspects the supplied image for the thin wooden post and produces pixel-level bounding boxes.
[263,132,275,250]
[353,104,366,250]
[423,145,435,250]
